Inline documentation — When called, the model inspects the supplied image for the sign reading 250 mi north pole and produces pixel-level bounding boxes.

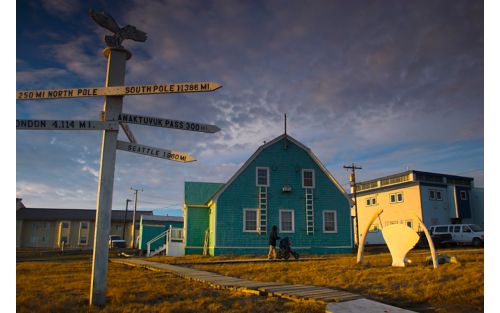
[16,82,222,100]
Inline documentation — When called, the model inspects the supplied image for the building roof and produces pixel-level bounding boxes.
[184,182,225,206]
[212,134,350,204]
[140,215,183,223]
[356,170,473,186]
[16,208,153,222]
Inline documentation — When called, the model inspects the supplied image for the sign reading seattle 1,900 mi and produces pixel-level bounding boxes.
[16,82,222,100]
[117,113,220,134]
[116,140,196,163]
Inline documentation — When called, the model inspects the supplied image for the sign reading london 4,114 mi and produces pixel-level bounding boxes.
[16,82,222,100]
[116,140,196,163]
[16,119,119,130]
[117,113,220,134]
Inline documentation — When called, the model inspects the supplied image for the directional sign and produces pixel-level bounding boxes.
[16,82,222,100]
[116,140,196,163]
[116,113,220,133]
[16,119,119,130]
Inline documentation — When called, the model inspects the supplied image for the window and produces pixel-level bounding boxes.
[60,236,68,244]
[243,209,259,232]
[429,189,443,201]
[462,225,471,233]
[302,169,315,188]
[323,210,337,233]
[390,192,403,203]
[62,222,69,229]
[365,197,377,206]
[435,226,448,232]
[453,225,461,232]
[256,167,269,187]
[460,190,467,200]
[406,220,413,229]
[79,222,89,246]
[279,209,295,233]
[369,224,380,232]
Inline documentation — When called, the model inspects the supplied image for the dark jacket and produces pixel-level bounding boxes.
[268,226,280,246]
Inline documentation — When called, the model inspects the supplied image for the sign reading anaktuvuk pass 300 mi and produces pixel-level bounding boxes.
[117,113,220,133]
[16,82,222,100]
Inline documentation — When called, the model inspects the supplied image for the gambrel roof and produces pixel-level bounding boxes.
[212,134,351,204]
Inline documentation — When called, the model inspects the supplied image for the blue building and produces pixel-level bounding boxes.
[183,134,353,255]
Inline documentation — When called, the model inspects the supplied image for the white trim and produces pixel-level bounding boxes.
[243,208,259,232]
[78,221,89,246]
[213,134,352,206]
[460,190,467,200]
[323,210,338,233]
[279,209,295,233]
[302,169,315,188]
[256,167,270,187]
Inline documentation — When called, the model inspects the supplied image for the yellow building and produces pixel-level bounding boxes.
[16,206,153,249]
[351,170,483,245]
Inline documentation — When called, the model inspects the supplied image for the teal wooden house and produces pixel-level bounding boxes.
[183,134,353,255]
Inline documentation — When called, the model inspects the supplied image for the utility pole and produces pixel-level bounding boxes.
[344,163,362,249]
[130,187,143,248]
[122,199,132,239]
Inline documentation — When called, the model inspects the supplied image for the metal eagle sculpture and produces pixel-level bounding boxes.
[89,9,147,48]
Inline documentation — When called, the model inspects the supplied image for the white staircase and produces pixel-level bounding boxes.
[305,188,314,235]
[146,226,184,257]
[259,187,268,235]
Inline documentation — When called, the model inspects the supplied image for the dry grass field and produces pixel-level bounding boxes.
[188,248,483,313]
[16,259,323,313]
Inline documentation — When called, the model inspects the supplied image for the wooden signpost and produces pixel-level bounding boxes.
[16,9,222,307]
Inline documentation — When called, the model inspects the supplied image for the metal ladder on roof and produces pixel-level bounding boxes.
[259,187,267,235]
[305,188,314,235]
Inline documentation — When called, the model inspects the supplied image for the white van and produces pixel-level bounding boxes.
[429,224,484,247]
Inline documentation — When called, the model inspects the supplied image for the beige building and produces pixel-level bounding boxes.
[351,170,483,245]
[16,205,153,249]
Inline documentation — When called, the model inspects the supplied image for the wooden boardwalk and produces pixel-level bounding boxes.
[111,258,363,303]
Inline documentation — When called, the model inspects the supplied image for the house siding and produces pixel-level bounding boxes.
[214,138,352,255]
[185,206,209,254]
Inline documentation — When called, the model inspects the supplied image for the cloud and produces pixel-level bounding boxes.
[40,0,81,18]
[81,165,99,178]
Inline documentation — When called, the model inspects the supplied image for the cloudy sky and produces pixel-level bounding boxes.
[16,0,484,215]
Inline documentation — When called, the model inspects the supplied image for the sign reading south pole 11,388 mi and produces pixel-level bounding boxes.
[16,82,222,100]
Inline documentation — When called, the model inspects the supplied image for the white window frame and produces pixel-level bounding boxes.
[302,169,315,188]
[78,221,89,246]
[460,190,467,200]
[322,210,338,233]
[396,192,404,202]
[256,167,270,187]
[279,209,295,233]
[429,190,436,200]
[243,208,259,233]
[436,191,442,201]
[390,193,396,203]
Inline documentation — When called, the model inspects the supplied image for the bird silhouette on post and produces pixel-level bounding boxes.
[89,9,147,49]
